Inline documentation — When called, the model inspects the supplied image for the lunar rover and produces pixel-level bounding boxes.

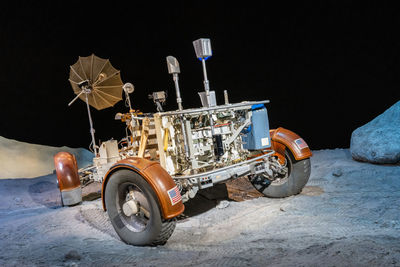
[54,39,312,246]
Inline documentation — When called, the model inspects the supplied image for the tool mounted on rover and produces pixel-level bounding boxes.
[54,38,312,246]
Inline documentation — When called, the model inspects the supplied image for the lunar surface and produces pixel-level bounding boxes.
[0,149,400,266]
[0,136,93,179]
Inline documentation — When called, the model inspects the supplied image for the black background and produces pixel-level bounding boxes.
[0,2,399,150]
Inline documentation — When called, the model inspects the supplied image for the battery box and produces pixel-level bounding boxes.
[242,104,271,150]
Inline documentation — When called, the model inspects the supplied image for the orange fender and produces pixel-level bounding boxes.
[54,152,82,206]
[102,157,184,220]
[270,127,312,163]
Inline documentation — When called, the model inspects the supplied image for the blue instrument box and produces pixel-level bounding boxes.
[242,104,271,150]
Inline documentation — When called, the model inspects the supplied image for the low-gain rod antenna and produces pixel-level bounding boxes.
[166,55,190,158]
[166,56,183,110]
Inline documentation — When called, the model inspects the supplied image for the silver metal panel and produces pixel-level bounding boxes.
[61,187,82,206]
[166,56,180,74]
[185,119,197,169]
[198,91,217,107]
[193,38,212,58]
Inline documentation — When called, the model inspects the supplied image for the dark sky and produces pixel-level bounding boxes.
[0,2,399,150]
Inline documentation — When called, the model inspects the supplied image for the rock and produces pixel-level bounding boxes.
[216,200,230,209]
[64,250,81,261]
[332,169,343,177]
[350,101,400,164]
[64,263,78,267]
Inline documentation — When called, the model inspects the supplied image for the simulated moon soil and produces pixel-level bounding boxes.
[1,149,400,266]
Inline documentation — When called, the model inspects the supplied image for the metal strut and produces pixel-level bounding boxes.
[85,92,97,155]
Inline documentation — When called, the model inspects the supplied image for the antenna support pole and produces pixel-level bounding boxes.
[173,73,183,111]
[84,92,97,155]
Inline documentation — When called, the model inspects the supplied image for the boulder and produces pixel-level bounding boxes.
[350,101,400,164]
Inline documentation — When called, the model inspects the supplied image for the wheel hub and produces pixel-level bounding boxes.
[122,199,139,217]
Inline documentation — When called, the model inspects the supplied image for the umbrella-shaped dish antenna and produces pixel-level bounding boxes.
[67,54,123,155]
[68,54,123,110]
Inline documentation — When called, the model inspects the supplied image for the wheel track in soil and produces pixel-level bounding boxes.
[74,156,400,265]
[79,206,120,240]
[79,205,246,249]
[77,201,368,262]
[77,207,242,265]
[78,203,264,265]
[193,256,253,266]
[166,237,293,266]
[77,201,398,265]
[306,178,331,186]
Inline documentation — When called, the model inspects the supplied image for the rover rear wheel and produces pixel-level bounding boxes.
[105,169,176,246]
[251,150,311,198]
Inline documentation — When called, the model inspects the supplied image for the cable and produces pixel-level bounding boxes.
[88,140,94,153]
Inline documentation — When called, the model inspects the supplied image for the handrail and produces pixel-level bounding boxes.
[158,100,270,116]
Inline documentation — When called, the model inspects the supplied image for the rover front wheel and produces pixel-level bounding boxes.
[105,169,176,246]
[251,150,311,198]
